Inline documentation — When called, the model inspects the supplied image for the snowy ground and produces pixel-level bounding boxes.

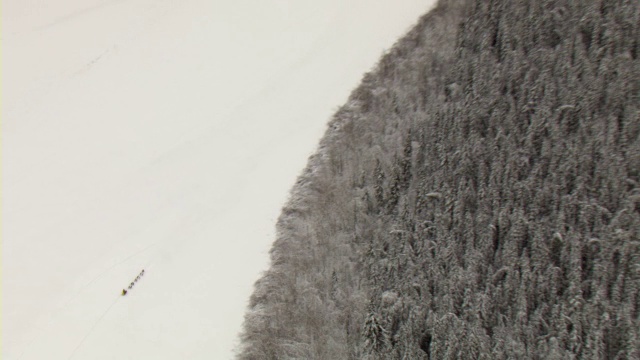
[3,0,435,358]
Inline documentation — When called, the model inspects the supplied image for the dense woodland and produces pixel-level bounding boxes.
[238,0,640,358]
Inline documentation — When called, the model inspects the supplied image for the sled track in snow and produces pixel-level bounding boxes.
[14,242,157,360]
[66,296,120,360]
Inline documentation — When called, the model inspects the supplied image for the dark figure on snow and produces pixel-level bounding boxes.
[122,289,127,296]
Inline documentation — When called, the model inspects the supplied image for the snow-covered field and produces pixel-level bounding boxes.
[3,0,435,358]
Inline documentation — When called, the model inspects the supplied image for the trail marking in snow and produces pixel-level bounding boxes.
[67,296,119,360]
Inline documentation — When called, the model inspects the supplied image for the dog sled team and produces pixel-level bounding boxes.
[121,269,145,295]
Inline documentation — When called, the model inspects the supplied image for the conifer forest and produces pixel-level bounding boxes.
[239,0,640,358]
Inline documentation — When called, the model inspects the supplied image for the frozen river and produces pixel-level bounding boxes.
[3,0,435,358]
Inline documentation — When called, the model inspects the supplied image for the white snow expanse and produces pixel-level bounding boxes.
[3,0,436,358]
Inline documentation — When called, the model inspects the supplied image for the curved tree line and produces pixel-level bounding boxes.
[238,0,639,358]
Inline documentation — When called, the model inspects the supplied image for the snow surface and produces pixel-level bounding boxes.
[3,0,436,358]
